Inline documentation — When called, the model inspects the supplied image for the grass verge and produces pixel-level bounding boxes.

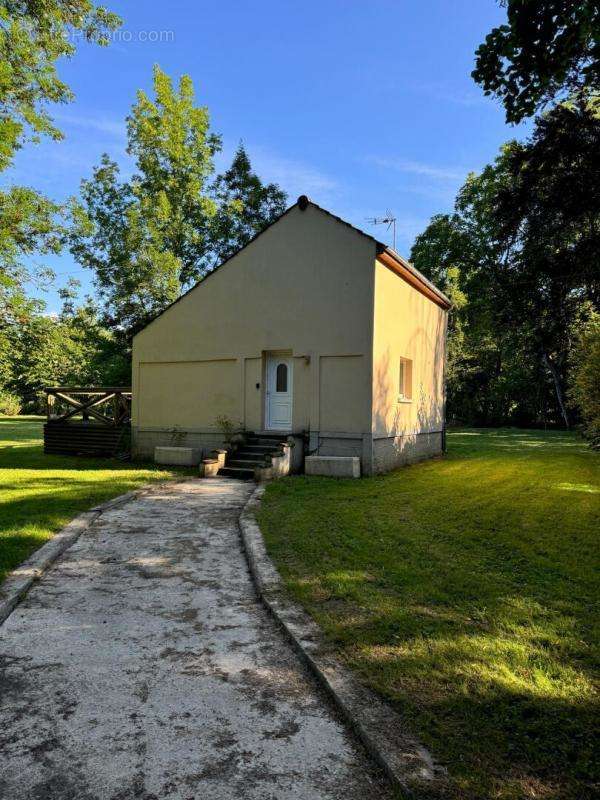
[258,428,599,800]
[0,416,192,584]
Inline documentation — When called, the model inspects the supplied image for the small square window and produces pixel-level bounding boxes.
[399,357,412,401]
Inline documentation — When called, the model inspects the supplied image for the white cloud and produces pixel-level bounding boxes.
[53,111,126,140]
[446,91,489,108]
[396,183,461,203]
[366,155,469,182]
[245,146,339,201]
[427,88,488,109]
[404,79,492,110]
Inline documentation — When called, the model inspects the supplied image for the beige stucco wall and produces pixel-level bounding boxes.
[132,205,376,454]
[371,258,447,471]
[137,360,238,429]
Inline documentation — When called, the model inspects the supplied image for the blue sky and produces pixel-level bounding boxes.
[8,0,528,312]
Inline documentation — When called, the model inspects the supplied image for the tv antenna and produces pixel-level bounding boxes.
[366,211,397,251]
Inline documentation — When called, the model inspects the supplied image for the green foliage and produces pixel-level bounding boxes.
[473,1,600,123]
[0,389,20,415]
[258,429,600,800]
[412,99,599,428]
[211,143,287,264]
[0,185,67,323]
[72,66,286,341]
[126,65,222,286]
[412,179,543,427]
[71,64,221,338]
[3,60,286,400]
[570,313,600,447]
[0,0,119,355]
[0,0,121,169]
[0,186,64,267]
[441,265,467,387]
[0,290,128,409]
[70,153,183,338]
[214,414,241,443]
[493,98,600,426]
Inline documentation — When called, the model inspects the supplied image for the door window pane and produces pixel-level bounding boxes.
[276,363,288,392]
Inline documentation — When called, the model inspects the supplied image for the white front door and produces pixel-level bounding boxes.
[265,355,293,431]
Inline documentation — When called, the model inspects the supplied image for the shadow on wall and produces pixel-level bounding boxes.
[372,317,445,462]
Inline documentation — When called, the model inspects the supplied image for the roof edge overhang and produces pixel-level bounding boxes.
[376,245,451,310]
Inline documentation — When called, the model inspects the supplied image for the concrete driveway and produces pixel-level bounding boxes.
[0,478,390,800]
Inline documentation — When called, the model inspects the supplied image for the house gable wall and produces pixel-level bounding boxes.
[132,205,376,451]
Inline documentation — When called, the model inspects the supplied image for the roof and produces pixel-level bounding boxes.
[135,195,450,336]
[375,247,451,309]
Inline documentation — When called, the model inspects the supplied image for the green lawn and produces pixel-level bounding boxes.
[0,416,192,584]
[258,429,599,800]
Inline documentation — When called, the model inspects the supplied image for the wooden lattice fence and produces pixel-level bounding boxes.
[44,387,132,457]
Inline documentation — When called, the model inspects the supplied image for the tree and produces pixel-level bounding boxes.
[71,66,222,338]
[0,0,120,340]
[211,143,287,264]
[569,312,600,447]
[411,210,534,427]
[70,154,183,339]
[72,67,287,341]
[411,215,474,420]
[492,97,600,426]
[126,65,222,286]
[411,101,599,429]
[410,155,535,427]
[2,285,129,409]
[0,186,66,323]
[473,0,600,123]
[0,187,67,407]
[0,0,121,169]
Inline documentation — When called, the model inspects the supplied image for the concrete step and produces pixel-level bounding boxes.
[218,466,255,480]
[238,445,280,455]
[247,432,288,440]
[227,458,265,468]
[246,437,286,447]
[246,434,287,447]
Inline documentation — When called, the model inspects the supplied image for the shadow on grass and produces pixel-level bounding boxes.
[0,532,58,574]
[260,427,599,799]
[0,444,143,472]
[0,417,191,582]
[399,682,597,799]
[298,590,598,799]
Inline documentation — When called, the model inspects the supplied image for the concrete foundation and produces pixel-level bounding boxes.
[372,430,443,474]
[305,455,361,478]
[137,428,444,477]
[154,446,201,466]
[135,428,304,470]
[134,428,225,461]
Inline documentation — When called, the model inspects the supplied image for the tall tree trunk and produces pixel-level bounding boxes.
[542,350,569,428]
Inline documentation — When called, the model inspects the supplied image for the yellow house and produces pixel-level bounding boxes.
[131,196,449,476]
